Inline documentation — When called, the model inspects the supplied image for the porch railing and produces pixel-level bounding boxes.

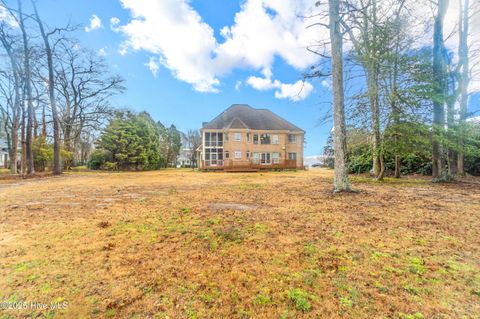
[202,159,298,169]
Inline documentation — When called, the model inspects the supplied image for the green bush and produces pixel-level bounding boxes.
[91,111,165,171]
[88,150,107,170]
[104,162,118,171]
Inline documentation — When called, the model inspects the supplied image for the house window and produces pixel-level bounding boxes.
[260,134,271,144]
[235,151,242,159]
[272,152,280,164]
[253,134,259,144]
[247,133,250,142]
[234,132,241,141]
[225,151,230,159]
[260,152,271,164]
[288,152,297,161]
[288,134,296,143]
[272,135,279,144]
[205,148,224,166]
[205,132,223,147]
[252,152,260,164]
[246,151,250,159]
[224,133,229,141]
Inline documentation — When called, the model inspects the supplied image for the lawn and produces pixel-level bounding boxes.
[0,169,479,318]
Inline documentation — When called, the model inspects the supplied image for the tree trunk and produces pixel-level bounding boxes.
[41,102,47,137]
[457,0,469,176]
[18,0,35,175]
[10,123,18,174]
[432,0,449,181]
[446,68,457,177]
[394,155,401,178]
[366,64,383,180]
[0,33,21,175]
[329,0,351,192]
[21,104,27,176]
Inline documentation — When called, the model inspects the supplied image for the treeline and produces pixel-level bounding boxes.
[0,2,201,175]
[316,0,479,190]
[88,111,200,171]
[0,1,124,176]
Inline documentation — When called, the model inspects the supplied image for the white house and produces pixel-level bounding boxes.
[0,138,9,168]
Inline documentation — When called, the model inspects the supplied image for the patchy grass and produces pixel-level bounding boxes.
[0,169,479,318]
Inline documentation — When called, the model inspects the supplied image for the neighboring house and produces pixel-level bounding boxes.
[176,149,193,168]
[0,138,9,168]
[304,155,333,167]
[176,132,196,168]
[199,104,304,171]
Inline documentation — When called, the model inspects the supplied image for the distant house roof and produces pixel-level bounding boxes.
[202,104,304,132]
[0,138,8,153]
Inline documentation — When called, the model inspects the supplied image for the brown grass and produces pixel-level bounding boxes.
[0,169,479,319]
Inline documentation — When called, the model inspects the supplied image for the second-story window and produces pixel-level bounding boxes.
[205,132,223,147]
[288,134,296,143]
[260,134,271,144]
[235,132,241,141]
[247,133,250,142]
[272,135,279,144]
[253,134,259,144]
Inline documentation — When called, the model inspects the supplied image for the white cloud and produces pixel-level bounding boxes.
[115,0,220,92]
[246,68,314,101]
[467,116,480,123]
[275,81,314,101]
[115,0,321,93]
[321,79,332,91]
[145,57,160,77]
[97,47,107,57]
[0,6,18,28]
[113,0,480,95]
[235,81,242,91]
[110,17,121,31]
[85,14,103,32]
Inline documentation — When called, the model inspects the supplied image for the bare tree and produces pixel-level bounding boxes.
[329,0,351,191]
[186,129,201,168]
[31,0,64,175]
[17,0,35,175]
[54,41,124,167]
[0,21,22,174]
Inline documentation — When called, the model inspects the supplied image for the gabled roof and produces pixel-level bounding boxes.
[202,104,304,132]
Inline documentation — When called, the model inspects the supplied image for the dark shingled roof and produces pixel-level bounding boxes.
[202,104,304,132]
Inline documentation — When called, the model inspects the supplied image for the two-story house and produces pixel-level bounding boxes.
[199,104,304,171]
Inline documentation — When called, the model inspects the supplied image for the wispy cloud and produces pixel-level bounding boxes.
[145,57,159,77]
[97,47,107,57]
[235,81,242,91]
[85,14,102,32]
[109,17,121,31]
[247,68,314,102]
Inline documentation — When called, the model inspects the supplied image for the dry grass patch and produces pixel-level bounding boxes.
[0,169,479,318]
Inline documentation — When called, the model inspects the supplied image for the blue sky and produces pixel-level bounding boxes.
[10,0,332,156]
[7,0,479,156]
